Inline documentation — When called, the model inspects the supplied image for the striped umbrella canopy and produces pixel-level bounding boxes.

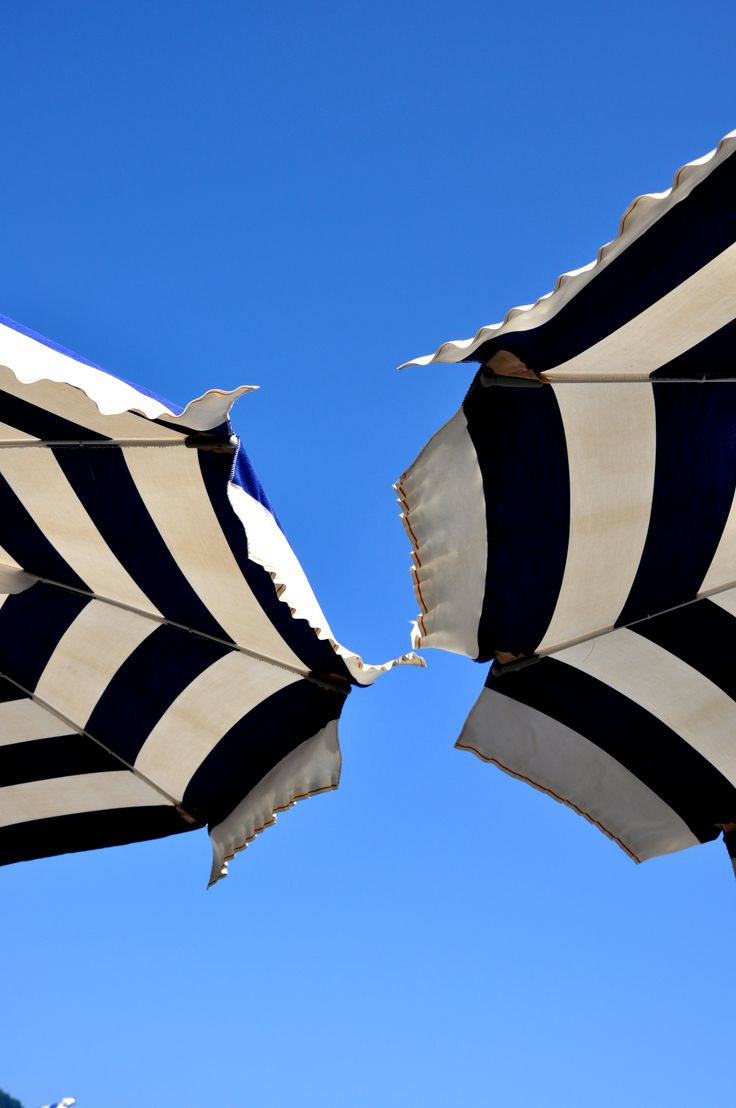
[0,316,415,885]
[398,129,736,873]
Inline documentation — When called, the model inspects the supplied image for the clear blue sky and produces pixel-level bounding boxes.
[1,3,734,1105]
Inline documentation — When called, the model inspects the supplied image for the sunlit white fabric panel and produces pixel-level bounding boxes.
[396,409,487,656]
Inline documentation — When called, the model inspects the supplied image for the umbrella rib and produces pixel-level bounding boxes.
[0,431,237,449]
[0,439,197,448]
[0,668,202,825]
[480,369,736,387]
[492,576,736,676]
[540,375,736,384]
[26,571,351,695]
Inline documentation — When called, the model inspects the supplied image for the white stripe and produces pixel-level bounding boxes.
[538,383,656,652]
[122,446,305,670]
[709,587,736,618]
[558,629,736,784]
[0,363,183,441]
[35,601,158,728]
[209,719,341,885]
[228,483,398,685]
[0,325,188,428]
[0,771,166,828]
[0,449,160,614]
[0,546,21,569]
[0,418,37,442]
[699,492,736,595]
[227,483,335,640]
[0,565,35,594]
[134,650,298,801]
[457,685,699,861]
[402,133,736,367]
[0,699,75,746]
[545,243,736,380]
[397,408,487,656]
[0,331,252,433]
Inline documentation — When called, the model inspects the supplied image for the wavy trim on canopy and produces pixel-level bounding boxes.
[400,129,736,369]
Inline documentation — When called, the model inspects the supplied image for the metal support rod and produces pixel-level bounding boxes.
[0,667,203,825]
[480,371,736,386]
[24,571,352,698]
[490,579,736,678]
[0,435,238,450]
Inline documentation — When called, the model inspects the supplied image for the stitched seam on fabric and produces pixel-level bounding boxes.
[208,781,338,888]
[455,739,642,863]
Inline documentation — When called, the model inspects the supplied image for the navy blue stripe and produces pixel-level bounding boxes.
[632,599,736,700]
[197,451,353,683]
[0,734,121,788]
[0,389,109,442]
[651,318,736,380]
[0,584,89,691]
[0,805,196,867]
[53,446,230,640]
[0,474,89,590]
[617,383,736,626]
[184,680,343,828]
[466,147,736,371]
[487,658,736,841]
[86,624,230,765]
[463,374,570,660]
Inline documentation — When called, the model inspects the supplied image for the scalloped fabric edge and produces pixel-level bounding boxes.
[401,129,736,368]
[0,316,254,430]
[208,719,342,886]
[227,478,424,684]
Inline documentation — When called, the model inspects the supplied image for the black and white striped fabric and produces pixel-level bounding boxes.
[458,590,736,866]
[398,130,736,868]
[398,375,736,661]
[0,315,412,885]
[402,129,736,381]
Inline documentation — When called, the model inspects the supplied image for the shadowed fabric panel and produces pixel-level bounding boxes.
[457,681,701,861]
[537,382,655,652]
[463,375,569,659]
[617,383,736,626]
[185,681,344,828]
[0,807,195,866]
[480,657,735,843]
[395,408,487,657]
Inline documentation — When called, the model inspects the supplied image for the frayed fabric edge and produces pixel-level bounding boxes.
[208,720,342,887]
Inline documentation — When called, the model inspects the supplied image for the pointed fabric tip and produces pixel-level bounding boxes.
[207,721,343,887]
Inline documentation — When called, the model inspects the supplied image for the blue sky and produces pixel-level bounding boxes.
[1,2,735,1105]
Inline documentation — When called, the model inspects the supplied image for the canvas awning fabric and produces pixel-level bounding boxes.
[398,375,736,661]
[398,129,736,867]
[402,130,736,381]
[458,590,736,865]
[0,316,415,884]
